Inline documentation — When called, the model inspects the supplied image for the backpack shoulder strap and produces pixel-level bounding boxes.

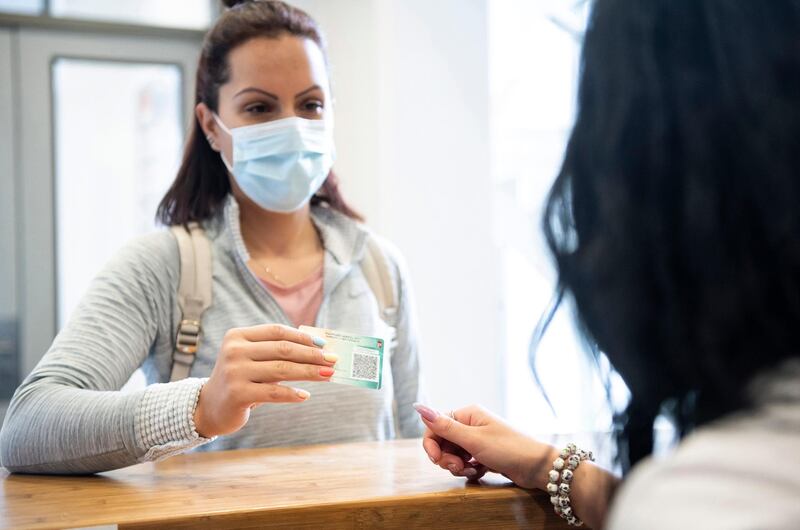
[169,222,213,382]
[360,234,399,327]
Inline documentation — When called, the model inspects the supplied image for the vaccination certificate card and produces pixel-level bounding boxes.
[299,326,385,390]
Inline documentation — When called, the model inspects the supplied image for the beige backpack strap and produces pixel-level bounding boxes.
[361,235,398,326]
[169,222,213,382]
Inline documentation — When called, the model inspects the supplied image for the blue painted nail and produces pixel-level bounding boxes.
[312,336,327,347]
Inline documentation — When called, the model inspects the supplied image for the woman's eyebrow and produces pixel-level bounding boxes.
[233,87,279,99]
[295,84,322,98]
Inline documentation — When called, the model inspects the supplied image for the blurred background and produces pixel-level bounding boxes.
[0,0,625,446]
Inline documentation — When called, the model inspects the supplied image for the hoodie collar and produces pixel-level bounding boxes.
[215,194,369,268]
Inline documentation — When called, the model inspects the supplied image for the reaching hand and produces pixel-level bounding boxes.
[414,403,558,490]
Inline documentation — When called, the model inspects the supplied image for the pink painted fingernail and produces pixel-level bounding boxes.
[413,403,438,422]
[319,367,335,377]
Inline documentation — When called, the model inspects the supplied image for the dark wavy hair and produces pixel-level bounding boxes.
[157,0,362,225]
[543,0,800,470]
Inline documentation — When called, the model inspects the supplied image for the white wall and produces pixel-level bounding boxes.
[293,0,503,413]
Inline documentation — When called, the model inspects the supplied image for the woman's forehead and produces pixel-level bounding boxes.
[225,35,329,94]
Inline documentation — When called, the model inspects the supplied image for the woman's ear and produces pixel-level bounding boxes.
[196,102,221,152]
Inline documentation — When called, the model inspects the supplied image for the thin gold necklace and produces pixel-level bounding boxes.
[258,260,285,287]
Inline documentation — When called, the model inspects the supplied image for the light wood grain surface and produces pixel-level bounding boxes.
[0,438,573,530]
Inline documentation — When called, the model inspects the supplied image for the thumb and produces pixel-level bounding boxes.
[414,403,474,448]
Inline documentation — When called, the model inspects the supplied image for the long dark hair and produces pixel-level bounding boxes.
[544,0,800,470]
[157,0,362,226]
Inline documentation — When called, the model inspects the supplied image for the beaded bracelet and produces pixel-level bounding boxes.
[548,443,594,527]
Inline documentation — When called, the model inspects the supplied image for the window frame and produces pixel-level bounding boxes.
[4,22,202,385]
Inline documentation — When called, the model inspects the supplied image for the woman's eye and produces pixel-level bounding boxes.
[245,103,269,114]
[303,101,324,114]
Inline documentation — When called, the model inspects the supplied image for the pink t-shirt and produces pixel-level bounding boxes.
[260,265,324,327]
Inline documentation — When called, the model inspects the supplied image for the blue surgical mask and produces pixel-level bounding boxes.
[214,115,336,213]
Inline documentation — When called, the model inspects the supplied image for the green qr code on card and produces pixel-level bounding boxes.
[351,346,381,382]
[299,326,385,390]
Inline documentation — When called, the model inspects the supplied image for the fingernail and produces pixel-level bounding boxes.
[319,366,335,377]
[312,336,327,347]
[463,468,477,477]
[322,352,339,363]
[413,403,438,423]
[296,389,311,400]
[429,455,436,464]
[447,464,459,473]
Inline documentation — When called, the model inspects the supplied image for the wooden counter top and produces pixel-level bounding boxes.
[0,438,570,529]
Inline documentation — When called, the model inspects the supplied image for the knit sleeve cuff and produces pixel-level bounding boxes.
[134,377,215,462]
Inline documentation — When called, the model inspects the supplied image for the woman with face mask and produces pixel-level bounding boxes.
[0,0,424,473]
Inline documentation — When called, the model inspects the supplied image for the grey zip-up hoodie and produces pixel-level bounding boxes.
[0,196,424,474]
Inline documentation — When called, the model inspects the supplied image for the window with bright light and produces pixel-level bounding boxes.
[50,0,213,29]
[0,0,42,15]
[1,0,213,29]
[53,58,183,328]
[490,0,628,443]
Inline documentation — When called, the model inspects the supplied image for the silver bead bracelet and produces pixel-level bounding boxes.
[548,443,594,527]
